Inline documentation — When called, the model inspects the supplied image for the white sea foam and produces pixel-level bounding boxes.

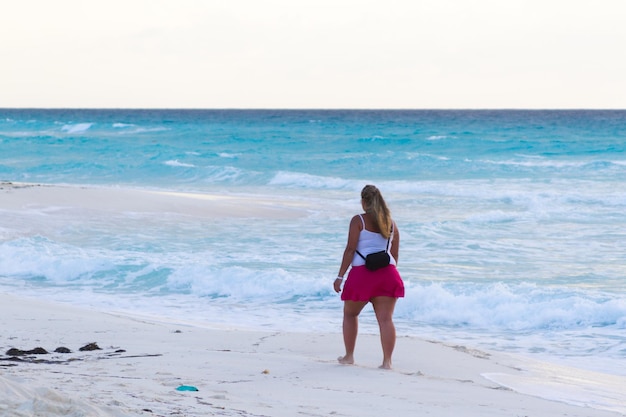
[399,282,626,331]
[2,229,624,335]
[406,152,450,161]
[61,123,93,133]
[114,127,170,135]
[218,152,238,158]
[112,122,134,128]
[269,171,359,190]
[480,157,624,171]
[483,361,626,414]
[0,238,113,284]
[164,160,195,168]
[203,165,245,182]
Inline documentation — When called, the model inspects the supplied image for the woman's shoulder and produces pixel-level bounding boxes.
[350,214,365,227]
[350,213,364,222]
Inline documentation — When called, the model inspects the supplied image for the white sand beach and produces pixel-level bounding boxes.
[1,292,624,417]
[1,183,625,416]
[0,182,307,219]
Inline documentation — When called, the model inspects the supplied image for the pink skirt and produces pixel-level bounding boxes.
[341,265,405,301]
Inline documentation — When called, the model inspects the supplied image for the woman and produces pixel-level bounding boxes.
[334,184,404,369]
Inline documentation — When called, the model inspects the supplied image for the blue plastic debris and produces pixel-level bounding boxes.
[176,385,199,392]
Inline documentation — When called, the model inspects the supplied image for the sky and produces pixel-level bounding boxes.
[2,0,626,109]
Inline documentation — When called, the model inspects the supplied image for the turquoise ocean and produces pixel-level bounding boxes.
[1,109,625,377]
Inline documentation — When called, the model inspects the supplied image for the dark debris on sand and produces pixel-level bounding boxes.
[0,342,140,366]
[79,342,102,351]
[0,181,43,190]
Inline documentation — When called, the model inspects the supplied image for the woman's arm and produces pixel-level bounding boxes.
[390,221,400,264]
[334,215,362,293]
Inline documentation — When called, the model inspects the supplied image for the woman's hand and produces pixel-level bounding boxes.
[333,277,343,293]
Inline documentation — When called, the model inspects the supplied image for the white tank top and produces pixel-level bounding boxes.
[352,214,396,266]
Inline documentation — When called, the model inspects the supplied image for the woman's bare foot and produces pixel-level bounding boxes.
[337,355,354,365]
[379,360,392,370]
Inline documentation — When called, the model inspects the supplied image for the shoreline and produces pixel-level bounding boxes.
[1,292,624,417]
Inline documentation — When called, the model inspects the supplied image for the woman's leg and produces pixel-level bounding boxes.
[371,296,398,369]
[338,300,368,364]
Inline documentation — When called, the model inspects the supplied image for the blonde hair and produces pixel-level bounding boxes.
[361,184,392,239]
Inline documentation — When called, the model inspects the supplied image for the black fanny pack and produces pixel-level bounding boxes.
[356,225,393,271]
[357,250,391,271]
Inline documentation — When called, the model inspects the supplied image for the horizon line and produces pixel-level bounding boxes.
[2,107,626,111]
